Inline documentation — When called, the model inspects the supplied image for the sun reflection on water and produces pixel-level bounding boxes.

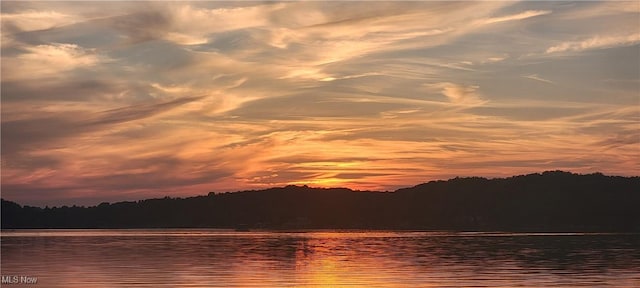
[1,230,639,287]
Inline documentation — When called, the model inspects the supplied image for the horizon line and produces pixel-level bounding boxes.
[3,170,637,208]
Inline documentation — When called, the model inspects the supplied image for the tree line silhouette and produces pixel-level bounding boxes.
[2,171,639,231]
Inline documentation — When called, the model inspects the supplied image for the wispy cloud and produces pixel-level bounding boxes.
[482,10,551,24]
[546,33,640,53]
[3,43,103,81]
[1,10,78,32]
[523,74,554,84]
[428,82,486,106]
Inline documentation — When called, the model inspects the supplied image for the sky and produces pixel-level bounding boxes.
[1,1,639,206]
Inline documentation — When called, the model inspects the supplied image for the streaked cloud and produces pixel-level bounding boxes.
[482,10,551,24]
[1,10,77,32]
[546,33,640,53]
[523,74,554,84]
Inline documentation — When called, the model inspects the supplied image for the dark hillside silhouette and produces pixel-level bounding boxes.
[2,171,639,231]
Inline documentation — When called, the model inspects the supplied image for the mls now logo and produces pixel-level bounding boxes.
[1,275,38,284]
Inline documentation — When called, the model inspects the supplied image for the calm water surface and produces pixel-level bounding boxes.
[1,230,639,287]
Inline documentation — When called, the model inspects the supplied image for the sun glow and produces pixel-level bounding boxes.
[289,177,350,188]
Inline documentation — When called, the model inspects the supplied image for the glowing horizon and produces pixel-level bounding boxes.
[2,1,639,206]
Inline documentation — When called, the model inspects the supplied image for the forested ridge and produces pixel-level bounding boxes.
[2,171,639,231]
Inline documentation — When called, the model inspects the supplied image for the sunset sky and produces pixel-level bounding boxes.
[1,1,639,206]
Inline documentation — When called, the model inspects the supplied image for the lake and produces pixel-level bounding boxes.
[1,230,639,287]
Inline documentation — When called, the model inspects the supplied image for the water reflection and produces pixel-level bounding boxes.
[2,230,639,287]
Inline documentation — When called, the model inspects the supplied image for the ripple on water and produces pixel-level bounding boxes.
[1,230,639,287]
